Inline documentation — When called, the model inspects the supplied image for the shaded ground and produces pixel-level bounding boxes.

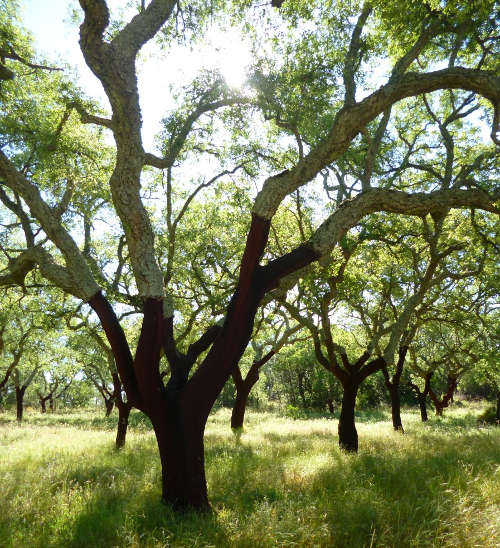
[0,405,498,547]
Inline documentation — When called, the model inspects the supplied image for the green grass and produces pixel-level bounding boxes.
[0,404,499,547]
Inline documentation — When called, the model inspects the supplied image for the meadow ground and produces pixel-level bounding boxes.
[0,403,499,547]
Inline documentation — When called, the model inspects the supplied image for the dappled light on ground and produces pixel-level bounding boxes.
[0,406,498,547]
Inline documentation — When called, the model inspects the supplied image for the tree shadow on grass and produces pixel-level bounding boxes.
[63,490,229,548]
[0,443,228,548]
[2,418,498,548]
[208,425,499,546]
[304,430,500,547]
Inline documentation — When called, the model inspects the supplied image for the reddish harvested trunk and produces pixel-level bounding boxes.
[382,346,408,433]
[429,375,458,416]
[105,397,114,417]
[16,386,26,422]
[39,395,47,413]
[89,216,318,510]
[418,393,429,422]
[154,401,209,510]
[115,401,131,448]
[231,382,253,429]
[408,373,432,422]
[231,350,274,429]
[331,356,385,452]
[388,384,404,432]
[338,381,359,452]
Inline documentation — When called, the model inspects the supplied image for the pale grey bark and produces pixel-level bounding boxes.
[78,0,178,298]
[0,152,100,300]
[309,187,498,258]
[253,68,500,220]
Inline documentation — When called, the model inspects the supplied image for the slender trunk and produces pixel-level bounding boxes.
[16,386,26,422]
[49,396,54,412]
[230,351,273,430]
[338,381,359,452]
[115,402,130,448]
[39,396,47,413]
[409,374,432,422]
[105,397,114,417]
[388,383,404,432]
[418,394,428,422]
[496,392,500,422]
[297,372,307,408]
[231,381,253,429]
[327,398,334,414]
[429,375,457,417]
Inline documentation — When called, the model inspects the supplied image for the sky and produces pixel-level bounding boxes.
[20,0,253,151]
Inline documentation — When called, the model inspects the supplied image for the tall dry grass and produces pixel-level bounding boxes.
[0,404,498,547]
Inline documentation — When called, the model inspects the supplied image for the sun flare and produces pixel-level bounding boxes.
[206,28,252,89]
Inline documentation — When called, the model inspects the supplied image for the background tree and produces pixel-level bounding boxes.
[231,307,302,429]
[0,0,498,509]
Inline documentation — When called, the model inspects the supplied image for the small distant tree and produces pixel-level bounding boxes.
[231,309,302,429]
[37,375,72,413]
[12,363,39,421]
[1,0,498,509]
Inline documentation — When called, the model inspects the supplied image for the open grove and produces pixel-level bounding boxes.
[0,0,499,546]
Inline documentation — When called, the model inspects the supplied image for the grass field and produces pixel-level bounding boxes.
[1,404,499,547]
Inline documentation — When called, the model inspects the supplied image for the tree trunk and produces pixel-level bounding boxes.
[16,386,26,422]
[389,383,404,432]
[496,391,500,422]
[105,397,114,417]
[115,402,130,448]
[409,375,431,422]
[338,381,359,452]
[327,398,334,414]
[297,371,307,408]
[231,381,253,429]
[39,396,47,413]
[49,396,54,412]
[418,393,428,422]
[429,375,457,417]
[154,408,209,511]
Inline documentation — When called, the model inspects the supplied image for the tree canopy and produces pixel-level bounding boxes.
[0,0,498,510]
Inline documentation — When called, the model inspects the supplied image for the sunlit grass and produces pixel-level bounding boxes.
[0,404,498,547]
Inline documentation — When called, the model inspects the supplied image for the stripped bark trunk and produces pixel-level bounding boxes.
[88,217,286,510]
[154,395,209,509]
[388,383,404,432]
[231,381,253,430]
[105,397,114,417]
[409,373,432,422]
[332,357,385,452]
[230,350,274,429]
[115,400,131,448]
[382,345,408,432]
[418,393,429,422]
[338,380,359,452]
[39,395,47,413]
[16,386,26,421]
[429,375,458,416]
[327,398,334,414]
